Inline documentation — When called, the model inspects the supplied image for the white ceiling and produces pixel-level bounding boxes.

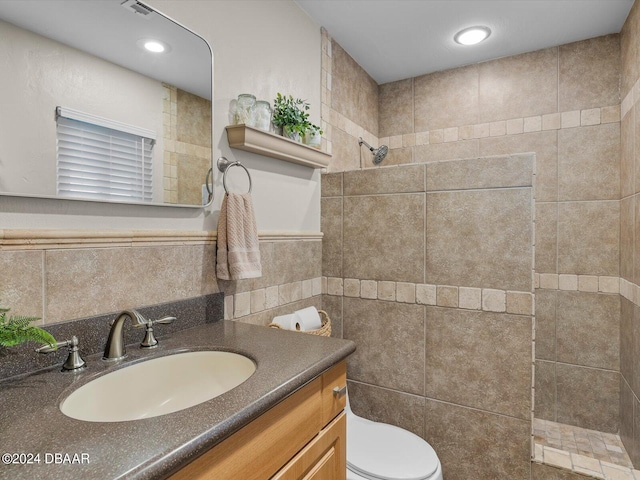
[296,0,634,85]
[0,0,212,99]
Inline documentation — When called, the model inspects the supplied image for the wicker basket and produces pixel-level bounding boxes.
[268,310,332,337]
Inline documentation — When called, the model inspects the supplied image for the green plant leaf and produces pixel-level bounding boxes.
[0,303,57,349]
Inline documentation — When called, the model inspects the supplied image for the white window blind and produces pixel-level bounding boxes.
[56,107,155,202]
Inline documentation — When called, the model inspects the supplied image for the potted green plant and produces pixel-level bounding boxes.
[272,93,322,144]
[0,304,56,349]
[303,124,323,149]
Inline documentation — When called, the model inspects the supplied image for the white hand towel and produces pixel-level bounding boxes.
[216,193,262,280]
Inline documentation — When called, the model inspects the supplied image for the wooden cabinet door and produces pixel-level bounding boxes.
[272,412,346,480]
[321,360,347,426]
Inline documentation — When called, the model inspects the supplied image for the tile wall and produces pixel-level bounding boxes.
[620,0,640,467]
[0,231,321,330]
[162,85,212,205]
[320,27,623,478]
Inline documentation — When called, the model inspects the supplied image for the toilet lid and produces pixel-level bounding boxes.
[347,415,439,480]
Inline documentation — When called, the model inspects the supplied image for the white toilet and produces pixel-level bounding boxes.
[346,393,443,480]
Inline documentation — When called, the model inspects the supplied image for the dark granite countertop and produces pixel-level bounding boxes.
[0,320,355,480]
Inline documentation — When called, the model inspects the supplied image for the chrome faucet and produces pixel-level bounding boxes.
[103,309,147,361]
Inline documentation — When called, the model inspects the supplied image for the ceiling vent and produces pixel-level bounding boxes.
[121,0,154,18]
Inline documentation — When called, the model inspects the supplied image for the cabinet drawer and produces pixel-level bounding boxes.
[170,376,323,480]
[321,360,347,425]
[271,412,346,480]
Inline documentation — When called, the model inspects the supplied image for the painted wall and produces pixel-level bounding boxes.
[0,0,322,233]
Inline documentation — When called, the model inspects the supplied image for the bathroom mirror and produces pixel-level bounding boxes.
[0,0,213,207]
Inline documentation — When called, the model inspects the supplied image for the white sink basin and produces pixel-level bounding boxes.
[60,351,256,422]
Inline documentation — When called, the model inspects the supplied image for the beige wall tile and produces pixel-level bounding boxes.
[343,278,360,297]
[347,380,425,438]
[360,280,377,299]
[436,285,458,307]
[535,360,557,420]
[331,40,378,135]
[581,108,602,126]
[344,164,424,195]
[635,107,640,195]
[540,273,559,289]
[532,462,592,480]
[321,172,343,197]
[414,139,479,164]
[265,285,279,309]
[389,135,403,149]
[482,289,507,312]
[344,298,425,395]
[426,308,531,418]
[474,122,491,138]
[425,399,531,479]
[224,295,234,320]
[234,291,251,317]
[0,250,44,321]
[556,291,620,370]
[479,131,558,202]
[416,284,436,305]
[344,194,425,283]
[506,292,532,315]
[322,294,343,338]
[459,287,481,310]
[536,289,557,361]
[506,118,524,135]
[536,203,558,273]
[396,282,416,303]
[377,281,396,301]
[562,110,581,129]
[443,127,458,143]
[415,131,429,145]
[378,78,413,137]
[479,47,558,123]
[558,123,620,200]
[326,277,343,296]
[557,201,619,276]
[46,246,199,324]
[402,133,416,147]
[426,188,532,291]
[301,278,313,299]
[558,274,578,290]
[414,64,479,131]
[556,363,619,432]
[559,34,621,111]
[523,116,543,132]
[578,275,599,292]
[426,154,533,191]
[542,113,561,130]
[330,127,360,172]
[622,106,635,198]
[380,147,413,167]
[636,195,640,284]
[620,197,636,281]
[250,289,266,313]
[602,105,621,124]
[621,3,638,99]
[620,375,634,468]
[321,197,342,278]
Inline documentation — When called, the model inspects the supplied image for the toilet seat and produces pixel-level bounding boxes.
[347,414,440,480]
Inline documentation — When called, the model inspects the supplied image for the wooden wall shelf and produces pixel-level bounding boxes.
[225,125,331,169]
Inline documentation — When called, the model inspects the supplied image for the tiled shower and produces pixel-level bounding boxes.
[319,3,632,474]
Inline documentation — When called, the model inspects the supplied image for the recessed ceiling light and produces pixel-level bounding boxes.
[136,38,171,54]
[454,26,491,46]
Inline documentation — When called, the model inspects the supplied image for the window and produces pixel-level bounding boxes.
[56,107,155,202]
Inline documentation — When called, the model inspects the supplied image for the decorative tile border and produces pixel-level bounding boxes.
[382,105,620,152]
[534,444,640,480]
[0,229,322,250]
[322,276,533,315]
[224,277,323,319]
[621,77,640,119]
[534,273,620,294]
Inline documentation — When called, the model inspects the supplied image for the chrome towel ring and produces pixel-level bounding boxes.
[217,157,252,194]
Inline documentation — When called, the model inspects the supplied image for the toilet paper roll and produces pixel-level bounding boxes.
[293,307,322,331]
[271,313,295,330]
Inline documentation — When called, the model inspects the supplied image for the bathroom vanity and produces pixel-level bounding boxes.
[0,320,354,479]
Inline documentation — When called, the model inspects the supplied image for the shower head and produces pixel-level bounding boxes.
[358,137,388,165]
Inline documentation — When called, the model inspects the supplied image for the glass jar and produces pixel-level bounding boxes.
[235,94,256,125]
[249,100,272,132]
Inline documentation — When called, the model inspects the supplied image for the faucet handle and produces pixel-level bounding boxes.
[36,335,87,371]
[138,316,176,349]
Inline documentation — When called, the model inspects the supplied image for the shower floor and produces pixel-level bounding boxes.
[533,418,640,478]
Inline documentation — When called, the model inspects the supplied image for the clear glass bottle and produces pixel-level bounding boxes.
[235,94,256,124]
[249,100,272,132]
